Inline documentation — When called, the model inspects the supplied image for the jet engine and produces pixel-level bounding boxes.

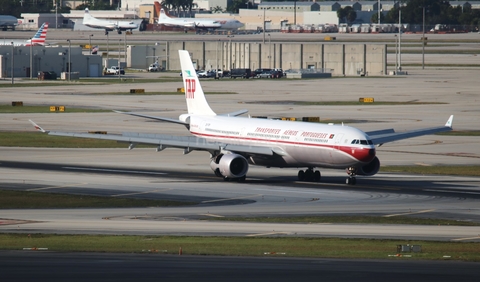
[356,156,380,176]
[210,153,249,179]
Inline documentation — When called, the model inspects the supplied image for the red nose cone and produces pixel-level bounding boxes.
[356,147,376,163]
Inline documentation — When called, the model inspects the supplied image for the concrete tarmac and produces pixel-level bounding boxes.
[1,37,480,242]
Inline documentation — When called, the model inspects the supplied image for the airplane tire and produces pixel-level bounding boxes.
[297,170,305,181]
[314,170,321,182]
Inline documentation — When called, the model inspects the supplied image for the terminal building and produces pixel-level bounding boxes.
[0,45,102,79]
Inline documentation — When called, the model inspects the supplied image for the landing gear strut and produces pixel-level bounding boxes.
[298,167,321,182]
[346,167,357,185]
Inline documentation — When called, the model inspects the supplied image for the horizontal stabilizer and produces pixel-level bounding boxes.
[219,109,249,117]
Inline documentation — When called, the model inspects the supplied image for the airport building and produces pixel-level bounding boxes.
[0,45,102,79]
[129,41,386,77]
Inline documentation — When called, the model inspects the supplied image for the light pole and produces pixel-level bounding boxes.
[228,35,234,70]
[67,39,71,81]
[11,42,14,84]
[398,7,402,71]
[394,34,398,72]
[268,34,271,68]
[30,42,33,79]
[378,0,381,24]
[215,39,218,79]
[89,34,93,55]
[118,39,121,80]
[124,32,127,67]
[55,0,58,29]
[262,7,270,44]
[106,33,109,71]
[422,6,425,70]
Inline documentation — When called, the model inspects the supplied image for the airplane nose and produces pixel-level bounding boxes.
[357,148,376,163]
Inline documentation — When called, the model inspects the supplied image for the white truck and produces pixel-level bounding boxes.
[105,66,125,75]
[148,62,163,72]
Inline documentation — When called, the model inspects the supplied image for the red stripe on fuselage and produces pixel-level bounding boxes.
[191,131,376,163]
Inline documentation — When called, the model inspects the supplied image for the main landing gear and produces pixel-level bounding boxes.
[346,167,357,185]
[297,167,321,182]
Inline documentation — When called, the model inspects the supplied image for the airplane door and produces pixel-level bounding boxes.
[334,134,344,149]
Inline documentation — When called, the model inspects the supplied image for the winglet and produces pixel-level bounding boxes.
[29,120,49,133]
[445,115,454,128]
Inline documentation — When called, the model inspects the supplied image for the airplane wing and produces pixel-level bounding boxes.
[113,110,189,126]
[368,115,454,146]
[28,120,275,156]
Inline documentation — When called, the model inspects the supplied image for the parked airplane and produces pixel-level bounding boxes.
[157,8,244,30]
[83,8,138,35]
[0,22,48,46]
[29,50,454,185]
[0,15,18,30]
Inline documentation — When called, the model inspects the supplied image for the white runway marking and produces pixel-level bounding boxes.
[424,189,480,195]
[63,166,167,175]
[27,183,88,191]
[112,188,172,197]
[383,209,436,217]
[451,236,480,241]
[201,194,263,203]
[199,213,225,218]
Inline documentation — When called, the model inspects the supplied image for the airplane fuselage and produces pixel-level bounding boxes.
[187,115,376,169]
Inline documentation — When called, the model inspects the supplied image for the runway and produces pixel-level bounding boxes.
[2,251,479,282]
[1,148,480,241]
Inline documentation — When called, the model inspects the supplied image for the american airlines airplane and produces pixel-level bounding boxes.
[1,22,48,46]
[157,8,244,30]
[30,50,454,185]
[83,8,138,35]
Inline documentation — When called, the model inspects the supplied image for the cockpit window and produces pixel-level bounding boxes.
[351,139,373,145]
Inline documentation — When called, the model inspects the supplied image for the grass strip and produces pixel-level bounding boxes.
[0,190,195,209]
[0,105,108,113]
[381,165,480,177]
[0,234,478,261]
[206,215,480,226]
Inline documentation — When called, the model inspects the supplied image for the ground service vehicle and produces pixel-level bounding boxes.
[105,66,125,75]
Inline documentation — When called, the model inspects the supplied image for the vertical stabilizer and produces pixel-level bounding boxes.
[178,50,216,116]
[83,8,94,23]
[28,22,48,46]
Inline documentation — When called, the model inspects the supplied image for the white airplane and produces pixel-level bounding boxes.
[30,50,454,185]
[0,22,49,46]
[158,8,244,30]
[83,8,138,35]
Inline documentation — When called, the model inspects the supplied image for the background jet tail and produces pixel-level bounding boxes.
[83,8,94,22]
[28,22,48,46]
[178,50,216,116]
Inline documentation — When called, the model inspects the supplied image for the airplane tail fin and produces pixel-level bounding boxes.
[28,22,48,46]
[159,8,168,20]
[83,8,94,22]
[179,50,216,116]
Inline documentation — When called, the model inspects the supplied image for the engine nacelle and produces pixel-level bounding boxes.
[210,153,249,179]
[179,114,191,123]
[357,156,380,176]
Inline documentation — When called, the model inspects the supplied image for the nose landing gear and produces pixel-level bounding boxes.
[346,167,357,185]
